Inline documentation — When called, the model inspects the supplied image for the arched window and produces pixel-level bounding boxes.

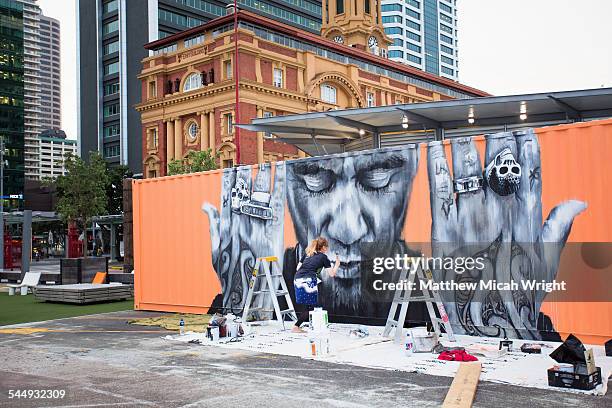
[183,73,201,92]
[320,84,337,104]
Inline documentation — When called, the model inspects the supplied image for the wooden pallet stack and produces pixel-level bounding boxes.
[34,284,133,304]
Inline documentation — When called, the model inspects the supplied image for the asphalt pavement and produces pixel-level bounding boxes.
[0,310,609,407]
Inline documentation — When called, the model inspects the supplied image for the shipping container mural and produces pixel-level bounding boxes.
[133,119,612,344]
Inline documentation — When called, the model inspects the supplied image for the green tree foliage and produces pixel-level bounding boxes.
[53,152,109,256]
[167,149,218,175]
[107,164,132,215]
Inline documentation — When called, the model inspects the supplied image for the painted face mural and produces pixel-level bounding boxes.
[201,128,586,340]
[285,147,420,314]
[427,129,586,339]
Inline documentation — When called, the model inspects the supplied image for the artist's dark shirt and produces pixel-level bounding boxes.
[294,252,331,280]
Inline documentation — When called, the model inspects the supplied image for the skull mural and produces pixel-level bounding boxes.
[230,178,250,213]
[484,147,522,196]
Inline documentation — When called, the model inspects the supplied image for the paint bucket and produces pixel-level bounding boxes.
[226,321,239,338]
[309,307,329,332]
[210,326,220,341]
[410,327,439,353]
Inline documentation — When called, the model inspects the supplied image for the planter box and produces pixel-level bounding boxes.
[60,257,109,284]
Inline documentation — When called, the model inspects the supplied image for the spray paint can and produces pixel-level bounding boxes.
[405,332,413,355]
[179,318,185,336]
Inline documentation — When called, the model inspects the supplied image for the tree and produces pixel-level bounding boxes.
[167,149,218,175]
[54,152,109,257]
[107,164,132,215]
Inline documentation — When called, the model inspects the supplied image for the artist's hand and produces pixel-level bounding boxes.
[328,254,340,278]
[202,163,286,313]
[427,130,586,339]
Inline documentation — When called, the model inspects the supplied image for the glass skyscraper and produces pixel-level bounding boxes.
[381,0,459,80]
[0,0,25,210]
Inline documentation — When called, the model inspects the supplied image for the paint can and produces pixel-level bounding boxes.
[309,307,329,332]
[226,321,239,338]
[210,326,220,341]
[405,332,414,355]
[410,327,439,353]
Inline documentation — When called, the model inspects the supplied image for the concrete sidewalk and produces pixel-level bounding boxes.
[0,310,609,407]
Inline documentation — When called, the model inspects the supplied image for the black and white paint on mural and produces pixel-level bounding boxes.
[202,163,286,313]
[200,129,586,339]
[427,129,586,339]
[284,146,420,318]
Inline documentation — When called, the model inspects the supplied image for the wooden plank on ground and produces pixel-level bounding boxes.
[442,362,481,408]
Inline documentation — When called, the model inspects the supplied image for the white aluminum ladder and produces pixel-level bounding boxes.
[242,256,297,329]
[383,257,456,343]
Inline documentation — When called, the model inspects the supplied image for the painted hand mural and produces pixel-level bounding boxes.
[427,130,586,339]
[286,147,420,316]
[202,163,286,313]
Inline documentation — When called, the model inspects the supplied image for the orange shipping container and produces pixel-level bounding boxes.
[133,119,612,344]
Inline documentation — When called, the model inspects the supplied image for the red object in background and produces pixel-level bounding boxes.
[3,230,21,270]
[67,222,83,258]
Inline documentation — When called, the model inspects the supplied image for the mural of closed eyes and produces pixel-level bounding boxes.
[202,163,286,314]
[286,147,419,317]
[427,129,587,340]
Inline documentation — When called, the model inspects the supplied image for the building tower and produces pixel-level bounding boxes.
[381,0,459,80]
[321,0,392,55]
[16,0,41,180]
[0,0,26,209]
[39,14,61,131]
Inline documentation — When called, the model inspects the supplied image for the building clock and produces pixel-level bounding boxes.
[368,36,378,49]
[333,35,344,44]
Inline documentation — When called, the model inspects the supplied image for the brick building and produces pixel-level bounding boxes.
[136,2,487,177]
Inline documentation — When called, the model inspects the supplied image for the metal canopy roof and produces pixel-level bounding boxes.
[2,211,60,225]
[239,87,612,156]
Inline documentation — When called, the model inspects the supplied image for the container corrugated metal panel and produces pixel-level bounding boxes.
[133,119,612,343]
[381,132,434,147]
[345,136,373,151]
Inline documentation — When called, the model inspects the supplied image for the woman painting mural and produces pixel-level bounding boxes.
[292,237,340,333]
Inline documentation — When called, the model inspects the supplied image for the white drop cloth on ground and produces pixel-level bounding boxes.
[164,321,610,396]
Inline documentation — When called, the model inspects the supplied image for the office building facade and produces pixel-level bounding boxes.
[0,0,25,210]
[39,14,61,131]
[38,129,77,178]
[381,0,459,80]
[77,0,321,174]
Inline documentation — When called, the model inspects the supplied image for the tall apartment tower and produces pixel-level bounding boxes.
[0,0,26,210]
[77,0,321,174]
[39,15,61,131]
[16,0,42,179]
[381,0,459,80]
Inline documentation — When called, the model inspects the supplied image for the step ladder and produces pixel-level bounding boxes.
[242,256,297,329]
[383,256,456,343]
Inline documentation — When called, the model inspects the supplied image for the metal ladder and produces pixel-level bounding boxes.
[242,256,297,329]
[383,257,456,343]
